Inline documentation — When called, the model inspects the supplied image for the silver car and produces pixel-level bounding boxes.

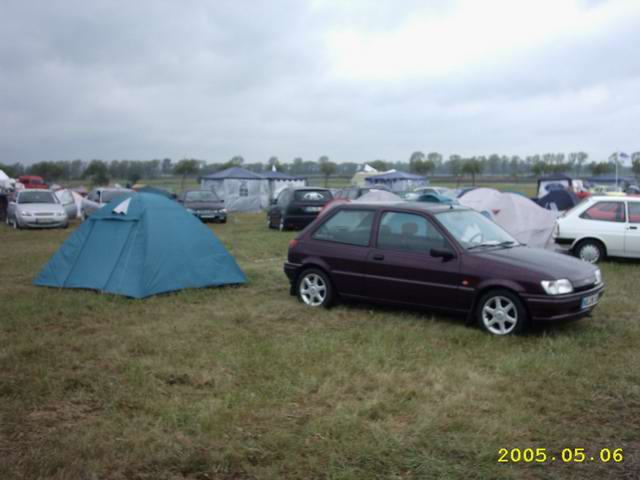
[6,189,68,229]
[81,188,134,220]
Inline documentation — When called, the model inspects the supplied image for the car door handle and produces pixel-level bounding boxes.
[372,254,385,261]
[629,226,638,230]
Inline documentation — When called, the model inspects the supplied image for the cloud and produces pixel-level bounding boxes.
[0,0,639,163]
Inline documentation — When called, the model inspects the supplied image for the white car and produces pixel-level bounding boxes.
[554,196,640,263]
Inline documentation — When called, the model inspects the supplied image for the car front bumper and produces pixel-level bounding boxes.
[521,284,605,322]
[193,211,227,222]
[17,216,68,228]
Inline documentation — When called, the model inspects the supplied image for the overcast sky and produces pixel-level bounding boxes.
[1,0,639,164]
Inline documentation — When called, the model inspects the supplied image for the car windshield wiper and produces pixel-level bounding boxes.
[467,240,517,250]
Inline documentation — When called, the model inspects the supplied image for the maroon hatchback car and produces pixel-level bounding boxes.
[284,203,605,335]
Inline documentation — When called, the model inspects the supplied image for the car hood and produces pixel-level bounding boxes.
[184,201,225,210]
[472,246,598,283]
[18,203,66,214]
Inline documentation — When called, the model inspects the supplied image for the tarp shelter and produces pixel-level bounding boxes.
[261,170,307,201]
[365,171,427,193]
[34,193,247,298]
[353,190,402,203]
[537,189,579,212]
[0,169,12,191]
[458,188,559,249]
[200,167,269,212]
[537,174,572,198]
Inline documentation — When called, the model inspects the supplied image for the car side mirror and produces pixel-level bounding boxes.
[270,198,277,205]
[430,248,455,261]
[220,199,225,203]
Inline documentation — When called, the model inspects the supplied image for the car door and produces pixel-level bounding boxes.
[364,210,464,311]
[624,202,640,257]
[308,208,376,297]
[271,190,289,225]
[578,201,626,256]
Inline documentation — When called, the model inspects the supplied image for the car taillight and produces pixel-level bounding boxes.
[289,239,298,250]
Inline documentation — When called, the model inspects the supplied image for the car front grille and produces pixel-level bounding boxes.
[35,212,54,217]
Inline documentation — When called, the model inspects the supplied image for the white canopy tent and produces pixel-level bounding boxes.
[458,188,559,249]
[200,167,270,212]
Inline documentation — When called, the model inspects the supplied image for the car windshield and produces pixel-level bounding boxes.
[294,190,332,202]
[18,191,56,204]
[436,210,517,249]
[185,190,220,202]
[101,190,132,203]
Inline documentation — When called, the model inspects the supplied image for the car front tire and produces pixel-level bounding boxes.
[297,268,334,308]
[279,217,286,232]
[476,289,528,336]
[574,239,605,264]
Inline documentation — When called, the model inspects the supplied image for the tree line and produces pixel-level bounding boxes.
[1,151,639,186]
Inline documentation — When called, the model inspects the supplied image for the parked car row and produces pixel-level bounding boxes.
[5,189,69,229]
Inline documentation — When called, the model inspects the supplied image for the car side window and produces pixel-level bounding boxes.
[377,211,450,254]
[347,189,359,200]
[580,201,626,223]
[628,203,640,223]
[312,209,375,246]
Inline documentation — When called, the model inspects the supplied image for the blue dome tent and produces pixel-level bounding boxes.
[34,193,246,298]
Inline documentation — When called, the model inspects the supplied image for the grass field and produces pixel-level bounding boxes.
[1,187,639,479]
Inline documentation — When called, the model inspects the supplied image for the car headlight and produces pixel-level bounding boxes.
[220,208,227,214]
[55,211,66,217]
[594,268,602,285]
[540,279,573,295]
[186,208,195,214]
[20,210,33,216]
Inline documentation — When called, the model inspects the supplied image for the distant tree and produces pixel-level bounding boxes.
[29,161,65,181]
[267,156,280,171]
[83,160,110,186]
[462,158,483,185]
[318,156,336,187]
[632,156,640,180]
[426,152,443,168]
[531,161,549,177]
[174,159,201,191]
[448,155,463,185]
[290,157,304,174]
[229,155,244,166]
[161,158,173,175]
[589,161,615,176]
[0,162,21,178]
[369,160,388,171]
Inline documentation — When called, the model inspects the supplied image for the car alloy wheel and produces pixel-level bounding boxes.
[12,218,19,230]
[576,241,602,264]
[477,289,527,336]
[297,269,333,308]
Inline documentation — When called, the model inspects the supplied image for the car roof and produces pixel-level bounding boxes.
[97,187,133,192]
[19,188,54,193]
[336,201,469,214]
[588,195,640,202]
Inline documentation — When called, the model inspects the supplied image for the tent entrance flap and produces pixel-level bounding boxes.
[64,220,136,291]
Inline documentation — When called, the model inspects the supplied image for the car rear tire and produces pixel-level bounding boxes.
[574,239,604,264]
[476,289,528,336]
[297,268,334,308]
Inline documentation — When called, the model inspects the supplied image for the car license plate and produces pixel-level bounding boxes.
[36,218,54,224]
[305,206,322,212]
[581,293,599,309]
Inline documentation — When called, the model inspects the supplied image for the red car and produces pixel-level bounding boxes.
[18,175,47,189]
[284,202,604,335]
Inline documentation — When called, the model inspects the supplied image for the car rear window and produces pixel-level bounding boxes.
[185,190,220,202]
[294,190,332,202]
[313,209,374,246]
